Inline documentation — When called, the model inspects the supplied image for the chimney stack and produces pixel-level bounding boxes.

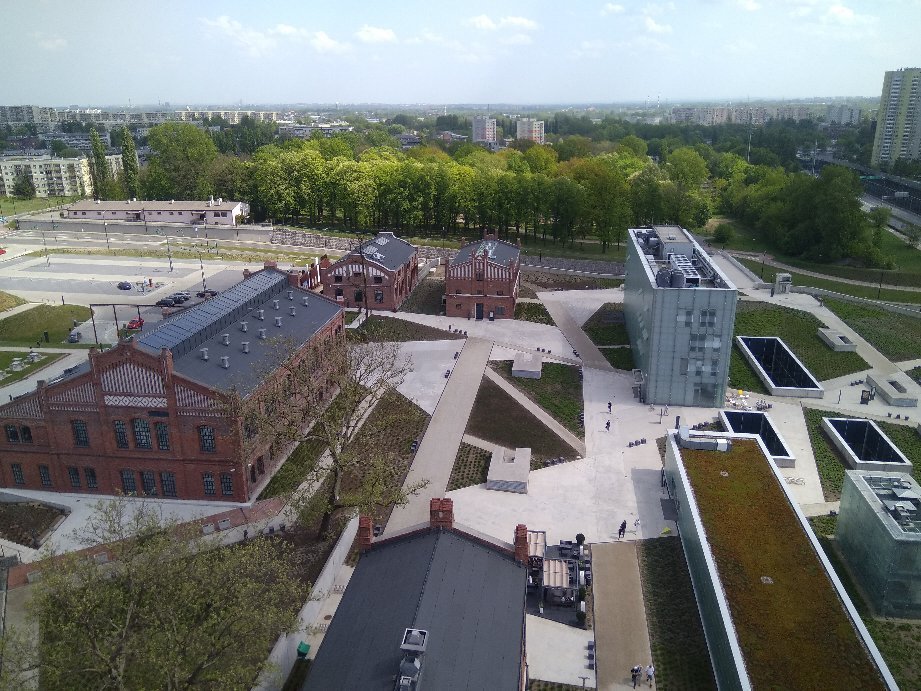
[241,341,250,353]
[258,328,266,339]
[240,321,248,332]
[289,306,296,316]
[221,333,230,346]
[256,309,264,320]
[273,300,280,310]
[200,348,208,361]
[287,289,294,300]
[358,516,374,552]
[274,316,283,327]
[220,356,230,369]
[302,296,310,306]
[514,524,529,565]
[429,498,454,530]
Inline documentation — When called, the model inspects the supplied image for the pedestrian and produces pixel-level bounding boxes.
[618,520,627,539]
[607,401,612,413]
[646,663,655,687]
[634,518,641,532]
[631,664,641,688]
[605,420,611,431]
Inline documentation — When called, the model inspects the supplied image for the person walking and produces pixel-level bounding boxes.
[631,664,642,688]
[646,663,655,687]
[618,520,627,539]
[605,420,611,431]
[607,401,612,413]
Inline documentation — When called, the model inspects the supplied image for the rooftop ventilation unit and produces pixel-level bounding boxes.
[272,300,280,310]
[287,290,294,300]
[240,321,248,332]
[221,333,230,346]
[241,341,249,353]
[400,628,428,653]
[289,306,296,316]
[258,328,266,339]
[256,309,264,321]
[655,268,672,288]
[220,356,229,369]
[668,253,701,287]
[274,316,282,327]
[302,296,310,306]
[200,348,208,361]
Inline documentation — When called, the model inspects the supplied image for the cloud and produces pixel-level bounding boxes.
[32,33,67,50]
[644,16,673,33]
[201,16,351,57]
[821,3,875,25]
[466,14,538,30]
[355,25,397,43]
[570,39,606,59]
[601,3,625,14]
[501,33,534,45]
[736,0,761,10]
[725,38,756,53]
[311,31,351,54]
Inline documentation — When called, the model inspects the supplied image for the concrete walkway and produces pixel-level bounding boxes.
[526,614,597,687]
[540,293,614,372]
[0,302,40,319]
[483,366,587,456]
[593,541,654,690]
[385,338,493,535]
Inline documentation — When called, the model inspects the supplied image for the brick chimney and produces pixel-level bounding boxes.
[429,498,454,530]
[514,524,528,565]
[264,260,278,270]
[287,270,300,289]
[358,516,374,552]
[243,268,252,279]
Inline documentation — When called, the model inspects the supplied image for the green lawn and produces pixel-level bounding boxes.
[348,315,464,343]
[0,304,91,346]
[582,303,630,346]
[519,270,623,298]
[822,298,921,361]
[0,351,66,386]
[491,361,584,435]
[342,310,360,325]
[599,346,635,371]
[399,278,445,315]
[466,377,579,462]
[909,366,921,384]
[0,290,26,313]
[730,302,870,392]
[0,196,73,216]
[257,438,328,500]
[513,302,556,326]
[637,537,717,691]
[31,245,319,266]
[447,442,491,491]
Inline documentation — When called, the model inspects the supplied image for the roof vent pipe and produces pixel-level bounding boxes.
[200,348,208,361]
[240,321,248,332]
[273,300,280,310]
[289,306,296,316]
[302,296,310,306]
[221,333,229,346]
[220,356,229,369]
[287,290,294,300]
[241,341,250,353]
[258,328,266,339]
[257,309,264,321]
[275,316,283,327]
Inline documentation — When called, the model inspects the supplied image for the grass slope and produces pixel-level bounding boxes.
[399,278,445,315]
[823,298,921,361]
[0,290,27,313]
[348,315,463,343]
[0,304,91,346]
[514,302,556,325]
[447,442,491,491]
[491,361,584,435]
[582,303,630,346]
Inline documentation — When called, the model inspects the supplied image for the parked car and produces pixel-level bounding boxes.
[117,281,132,290]
[67,330,82,343]
[196,289,219,298]
[168,294,189,303]
[126,318,144,330]
[155,298,175,307]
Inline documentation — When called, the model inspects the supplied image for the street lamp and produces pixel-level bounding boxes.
[166,235,173,273]
[104,219,110,251]
[198,252,207,292]
[41,231,49,266]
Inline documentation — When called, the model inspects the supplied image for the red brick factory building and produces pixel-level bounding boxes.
[319,231,420,311]
[0,267,343,502]
[444,232,521,320]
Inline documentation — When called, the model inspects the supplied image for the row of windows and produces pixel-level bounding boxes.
[11,463,97,489]
[69,419,216,453]
[10,463,228,498]
[678,309,718,328]
[4,425,32,444]
[333,274,385,284]
[333,288,385,303]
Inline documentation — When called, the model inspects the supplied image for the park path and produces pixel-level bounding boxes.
[384,337,493,536]
[593,541,655,690]
[540,293,615,372]
[0,303,40,319]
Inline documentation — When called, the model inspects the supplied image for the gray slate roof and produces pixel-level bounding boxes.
[138,269,340,396]
[453,237,520,268]
[70,200,241,211]
[304,529,526,691]
[338,232,416,272]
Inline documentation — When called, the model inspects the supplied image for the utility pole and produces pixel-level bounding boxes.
[166,235,173,273]
[104,219,111,251]
[357,234,371,320]
[42,231,49,266]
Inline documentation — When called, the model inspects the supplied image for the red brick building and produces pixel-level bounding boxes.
[319,232,419,311]
[0,268,343,502]
[445,233,521,319]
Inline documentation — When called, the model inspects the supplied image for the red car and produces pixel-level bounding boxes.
[126,318,144,330]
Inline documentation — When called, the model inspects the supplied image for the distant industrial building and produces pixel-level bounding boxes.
[623,226,737,407]
[871,67,921,166]
[66,199,248,226]
[0,154,122,198]
[516,118,545,145]
[472,116,497,144]
[445,232,520,320]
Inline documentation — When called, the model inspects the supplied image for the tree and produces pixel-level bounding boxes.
[119,128,140,200]
[713,222,735,246]
[144,122,218,200]
[89,129,109,200]
[9,499,306,690]
[12,173,35,199]
[904,224,921,248]
[243,338,427,537]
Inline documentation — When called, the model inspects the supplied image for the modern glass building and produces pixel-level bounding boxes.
[623,226,737,406]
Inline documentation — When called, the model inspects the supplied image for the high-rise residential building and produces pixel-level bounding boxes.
[0,154,123,198]
[472,116,497,144]
[872,67,921,166]
[516,118,545,145]
[0,105,57,127]
[827,104,863,126]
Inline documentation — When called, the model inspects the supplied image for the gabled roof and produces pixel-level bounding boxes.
[304,528,525,691]
[332,232,417,272]
[452,237,520,268]
[70,200,242,212]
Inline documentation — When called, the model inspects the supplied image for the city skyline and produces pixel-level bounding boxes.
[3,0,920,106]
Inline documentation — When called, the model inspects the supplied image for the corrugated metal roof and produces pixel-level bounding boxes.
[304,530,525,691]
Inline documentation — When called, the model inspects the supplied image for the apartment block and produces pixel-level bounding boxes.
[516,118,545,145]
[0,105,57,127]
[872,67,921,165]
[0,155,121,198]
[623,226,737,407]
[827,104,863,126]
[176,110,279,124]
[472,116,497,143]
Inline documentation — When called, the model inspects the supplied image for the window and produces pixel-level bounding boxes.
[199,426,216,453]
[155,422,170,451]
[85,467,98,489]
[689,333,706,352]
[11,464,24,486]
[679,358,689,375]
[710,359,720,376]
[203,472,215,496]
[5,425,20,443]
[133,419,151,449]
[699,309,717,328]
[160,471,177,497]
[354,290,363,303]
[113,420,129,448]
[497,290,505,296]
[678,310,693,327]
[121,469,137,494]
[334,287,343,298]
[20,426,32,443]
[141,470,157,496]
[496,306,505,316]
[374,290,384,304]
[72,420,89,447]
[333,274,342,283]
[67,466,81,488]
[220,473,234,496]
[476,272,484,281]
[39,465,52,487]
[373,275,383,285]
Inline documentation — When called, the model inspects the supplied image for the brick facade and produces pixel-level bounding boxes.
[319,233,419,311]
[444,233,520,320]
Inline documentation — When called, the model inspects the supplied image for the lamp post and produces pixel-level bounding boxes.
[104,219,110,251]
[878,269,884,300]
[166,235,173,273]
[760,253,765,279]
[41,231,49,266]
[198,252,207,293]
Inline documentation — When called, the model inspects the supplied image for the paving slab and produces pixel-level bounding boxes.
[526,614,597,688]
[540,293,614,372]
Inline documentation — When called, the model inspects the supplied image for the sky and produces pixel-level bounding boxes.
[3,0,920,107]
